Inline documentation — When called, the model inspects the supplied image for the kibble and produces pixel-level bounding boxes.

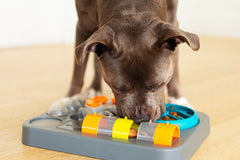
[170,106,174,109]
[129,128,137,138]
[170,111,178,117]
[160,115,175,121]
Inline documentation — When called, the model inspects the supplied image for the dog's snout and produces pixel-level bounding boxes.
[130,105,155,124]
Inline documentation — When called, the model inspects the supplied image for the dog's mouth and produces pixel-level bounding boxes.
[116,103,164,124]
[132,111,160,124]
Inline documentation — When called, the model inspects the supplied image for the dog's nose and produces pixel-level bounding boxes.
[132,114,150,124]
[131,105,153,124]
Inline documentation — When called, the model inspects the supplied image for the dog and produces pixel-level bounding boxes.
[49,0,199,124]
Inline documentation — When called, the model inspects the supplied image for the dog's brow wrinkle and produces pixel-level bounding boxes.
[145,18,157,28]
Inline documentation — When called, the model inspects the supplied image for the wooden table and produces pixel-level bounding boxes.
[1,36,240,160]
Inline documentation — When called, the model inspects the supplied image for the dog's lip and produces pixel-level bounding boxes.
[115,99,165,123]
[131,114,160,124]
[153,111,161,121]
[132,115,149,124]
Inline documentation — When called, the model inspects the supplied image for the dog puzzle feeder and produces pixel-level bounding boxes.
[82,112,179,146]
[81,112,104,135]
[137,121,180,146]
[82,113,138,140]
[22,96,210,160]
[156,104,199,130]
[84,96,116,114]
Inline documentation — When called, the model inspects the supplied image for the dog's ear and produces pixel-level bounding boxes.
[154,22,200,51]
[75,26,113,65]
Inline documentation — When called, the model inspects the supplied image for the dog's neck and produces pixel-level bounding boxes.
[96,0,167,26]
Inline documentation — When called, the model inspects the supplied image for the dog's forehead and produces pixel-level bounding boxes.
[113,48,173,88]
[118,53,160,83]
[110,16,158,49]
[102,17,173,87]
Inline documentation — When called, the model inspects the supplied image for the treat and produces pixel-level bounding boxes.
[160,116,175,121]
[162,116,170,120]
[170,111,178,117]
[129,128,137,138]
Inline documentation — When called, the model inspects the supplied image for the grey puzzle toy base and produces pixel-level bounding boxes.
[22,112,209,160]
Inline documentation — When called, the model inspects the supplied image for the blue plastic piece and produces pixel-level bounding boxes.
[155,104,199,130]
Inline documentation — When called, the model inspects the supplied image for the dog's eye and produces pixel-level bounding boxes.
[145,84,158,92]
[145,83,165,92]
[112,85,130,93]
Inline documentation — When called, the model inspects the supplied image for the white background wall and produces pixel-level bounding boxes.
[0,0,77,48]
[178,0,240,38]
[0,0,240,48]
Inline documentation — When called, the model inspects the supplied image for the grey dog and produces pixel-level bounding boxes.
[50,0,199,124]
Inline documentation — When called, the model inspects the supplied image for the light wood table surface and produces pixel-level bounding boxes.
[0,36,240,160]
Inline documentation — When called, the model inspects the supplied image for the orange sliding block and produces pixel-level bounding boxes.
[82,112,104,135]
[85,96,109,108]
[112,98,116,104]
[153,122,180,146]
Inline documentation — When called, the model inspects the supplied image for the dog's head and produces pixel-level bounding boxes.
[76,16,199,123]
